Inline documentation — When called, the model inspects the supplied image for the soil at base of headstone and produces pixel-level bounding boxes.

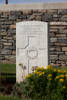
[0,82,15,96]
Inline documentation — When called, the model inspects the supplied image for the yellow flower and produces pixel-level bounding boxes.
[60,70,66,73]
[36,71,40,74]
[35,71,45,76]
[48,78,52,80]
[36,66,44,71]
[26,74,32,78]
[47,65,53,70]
[36,66,40,70]
[65,74,67,77]
[63,86,66,89]
[36,67,41,71]
[58,70,61,73]
[60,75,64,78]
[55,76,60,79]
[53,68,57,72]
[59,79,64,83]
[41,66,44,70]
[34,70,37,74]
[57,69,65,73]
[48,74,52,77]
[39,73,43,76]
[63,70,67,73]
[42,72,45,75]
[39,72,45,76]
[55,75,64,80]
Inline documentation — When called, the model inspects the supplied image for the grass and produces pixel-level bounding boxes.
[1,64,16,83]
[0,96,32,100]
[53,66,67,71]
[0,96,25,100]
[1,64,16,74]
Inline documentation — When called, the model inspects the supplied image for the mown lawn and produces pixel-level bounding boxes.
[0,96,30,100]
[1,64,16,74]
[1,64,16,83]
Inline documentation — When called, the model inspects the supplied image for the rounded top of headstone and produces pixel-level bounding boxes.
[16,21,47,25]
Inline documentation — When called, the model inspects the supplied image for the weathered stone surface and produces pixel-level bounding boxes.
[47,9,57,14]
[62,47,67,51]
[41,14,53,21]
[50,28,58,32]
[0,56,5,60]
[16,21,48,82]
[65,52,67,55]
[22,10,32,15]
[35,16,41,20]
[12,50,16,55]
[50,38,57,42]
[59,55,67,60]
[50,22,67,25]
[56,34,66,37]
[50,55,58,60]
[0,35,2,39]
[58,9,67,15]
[9,25,16,29]
[1,50,12,55]
[3,43,12,46]
[50,51,64,55]
[50,25,66,29]
[1,32,7,36]
[50,32,55,37]
[55,43,67,46]
[59,29,67,33]
[49,47,61,51]
[60,16,67,21]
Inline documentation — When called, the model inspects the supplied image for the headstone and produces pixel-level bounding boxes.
[16,21,48,83]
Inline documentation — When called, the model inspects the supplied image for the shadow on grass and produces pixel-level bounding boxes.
[1,73,16,84]
[0,73,16,95]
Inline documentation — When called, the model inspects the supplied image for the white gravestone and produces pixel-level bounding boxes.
[16,21,48,83]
